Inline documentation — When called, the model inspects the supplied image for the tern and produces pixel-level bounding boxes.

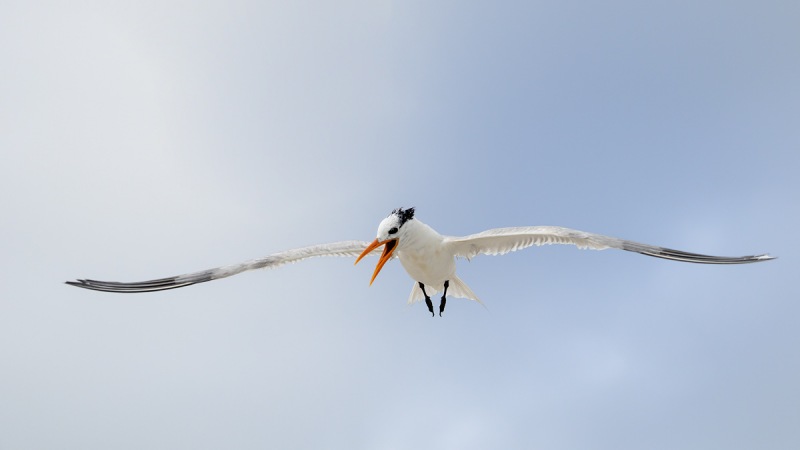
[67,207,774,316]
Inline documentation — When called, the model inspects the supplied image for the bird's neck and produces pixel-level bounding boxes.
[400,219,443,251]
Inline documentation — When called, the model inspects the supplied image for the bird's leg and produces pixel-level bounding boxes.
[439,280,449,317]
[419,282,434,317]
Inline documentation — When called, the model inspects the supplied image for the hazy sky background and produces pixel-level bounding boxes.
[1,1,798,449]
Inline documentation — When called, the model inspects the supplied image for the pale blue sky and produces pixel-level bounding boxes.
[1,1,798,449]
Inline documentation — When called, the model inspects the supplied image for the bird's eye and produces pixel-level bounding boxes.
[388,227,398,235]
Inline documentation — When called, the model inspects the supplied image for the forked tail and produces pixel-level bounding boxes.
[406,275,483,305]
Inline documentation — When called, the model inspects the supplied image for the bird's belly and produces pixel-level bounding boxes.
[397,250,455,290]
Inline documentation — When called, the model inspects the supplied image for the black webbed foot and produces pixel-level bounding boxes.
[439,280,449,317]
[419,282,434,317]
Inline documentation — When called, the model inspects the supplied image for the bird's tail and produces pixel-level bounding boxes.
[406,275,483,305]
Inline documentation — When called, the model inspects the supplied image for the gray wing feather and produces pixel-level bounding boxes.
[444,226,774,264]
[66,240,377,293]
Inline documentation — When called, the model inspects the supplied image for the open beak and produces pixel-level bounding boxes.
[354,238,399,285]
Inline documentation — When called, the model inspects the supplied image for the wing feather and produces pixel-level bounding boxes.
[444,226,774,264]
[66,240,378,293]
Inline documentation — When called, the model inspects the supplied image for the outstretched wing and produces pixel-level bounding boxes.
[66,240,379,293]
[444,226,774,264]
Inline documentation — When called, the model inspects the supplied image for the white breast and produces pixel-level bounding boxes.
[395,220,456,290]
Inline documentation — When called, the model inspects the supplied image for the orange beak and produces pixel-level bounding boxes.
[354,238,399,285]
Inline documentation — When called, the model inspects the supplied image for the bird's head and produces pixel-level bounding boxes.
[354,207,415,285]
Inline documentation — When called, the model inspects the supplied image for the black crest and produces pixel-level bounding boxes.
[391,207,415,227]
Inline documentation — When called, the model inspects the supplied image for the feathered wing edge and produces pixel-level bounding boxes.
[444,226,775,264]
[617,240,775,264]
[66,240,379,293]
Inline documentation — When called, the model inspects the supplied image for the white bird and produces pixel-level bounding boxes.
[67,207,775,316]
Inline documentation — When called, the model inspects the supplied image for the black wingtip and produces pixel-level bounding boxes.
[65,272,213,293]
[641,248,776,264]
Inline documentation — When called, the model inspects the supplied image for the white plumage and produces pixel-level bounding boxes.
[67,207,774,315]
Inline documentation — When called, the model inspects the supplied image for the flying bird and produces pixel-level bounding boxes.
[67,207,774,316]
